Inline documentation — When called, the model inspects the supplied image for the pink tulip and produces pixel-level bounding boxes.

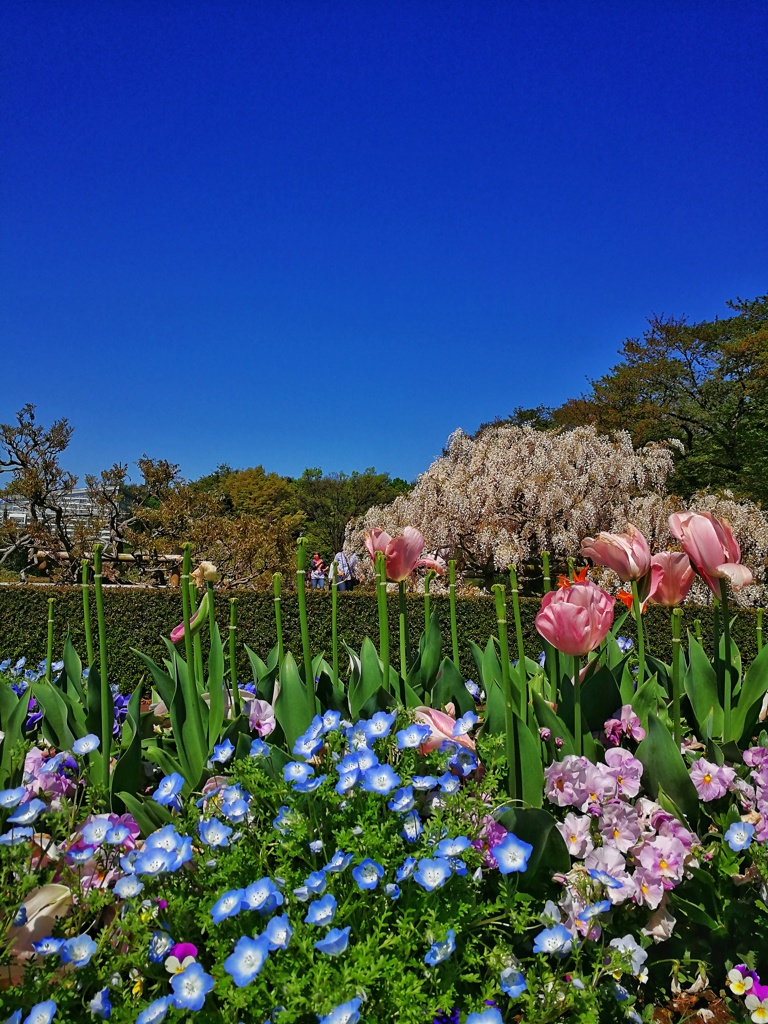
[648,551,694,607]
[580,524,652,582]
[668,511,753,595]
[535,580,614,656]
[412,706,476,753]
[365,526,444,583]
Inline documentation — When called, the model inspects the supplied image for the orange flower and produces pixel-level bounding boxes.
[616,589,634,611]
[557,567,589,589]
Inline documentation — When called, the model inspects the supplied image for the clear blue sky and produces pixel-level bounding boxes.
[2,0,766,485]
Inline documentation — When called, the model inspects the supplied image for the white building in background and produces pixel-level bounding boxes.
[0,488,118,544]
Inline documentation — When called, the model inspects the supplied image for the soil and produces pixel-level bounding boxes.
[651,990,735,1023]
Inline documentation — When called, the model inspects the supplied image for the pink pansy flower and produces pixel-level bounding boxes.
[636,836,686,886]
[583,846,632,905]
[364,526,444,583]
[412,706,475,754]
[544,756,588,808]
[535,581,614,657]
[556,812,594,858]
[689,757,735,801]
[579,763,617,812]
[744,747,768,768]
[245,698,276,737]
[470,816,509,868]
[632,868,665,910]
[604,747,643,799]
[604,705,646,746]
[580,523,653,582]
[642,898,677,943]
[669,510,753,595]
[599,804,641,854]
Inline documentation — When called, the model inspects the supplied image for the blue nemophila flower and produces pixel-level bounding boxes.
[148,931,174,963]
[8,798,46,826]
[0,658,10,672]
[152,773,184,808]
[133,848,174,877]
[387,786,415,813]
[293,730,323,759]
[309,839,324,854]
[493,833,533,874]
[436,836,471,858]
[385,883,401,900]
[221,796,249,823]
[257,889,284,915]
[396,723,431,749]
[533,925,573,957]
[424,930,455,965]
[304,870,327,894]
[66,846,96,867]
[438,772,460,794]
[317,997,361,1024]
[0,787,27,809]
[335,770,359,796]
[361,764,400,795]
[198,817,233,847]
[80,817,112,847]
[136,996,171,1024]
[353,747,378,771]
[272,806,295,835]
[500,967,527,998]
[0,827,33,846]
[448,749,478,777]
[321,709,341,734]
[61,934,98,967]
[32,937,64,956]
[171,961,215,1011]
[588,869,623,889]
[13,905,27,927]
[224,934,271,988]
[105,823,131,845]
[242,877,281,911]
[616,636,634,653]
[724,821,755,852]
[89,987,111,1019]
[265,913,293,950]
[20,1002,57,1024]
[577,900,611,922]
[400,811,423,843]
[211,888,245,924]
[411,775,438,791]
[114,875,144,899]
[362,710,397,742]
[324,850,353,873]
[38,752,72,775]
[452,711,478,737]
[314,926,350,956]
[249,737,269,758]
[283,762,314,786]
[396,856,417,882]
[439,739,459,757]
[345,722,370,749]
[464,679,483,700]
[413,857,452,891]
[466,1010,502,1024]
[211,739,235,764]
[305,893,337,926]
[293,775,326,793]
[352,858,384,890]
[72,734,100,755]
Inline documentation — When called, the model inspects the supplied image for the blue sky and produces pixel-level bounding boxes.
[2,0,766,485]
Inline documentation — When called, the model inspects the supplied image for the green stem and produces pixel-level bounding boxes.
[398,580,410,692]
[713,599,721,679]
[567,557,575,583]
[45,598,55,683]
[671,608,682,750]
[229,598,240,718]
[630,579,646,687]
[758,609,764,654]
[542,551,552,594]
[190,584,205,693]
[509,565,528,723]
[273,573,284,667]
[376,551,391,694]
[542,550,559,699]
[494,584,517,797]
[573,654,582,756]
[296,538,315,715]
[180,544,196,691]
[331,562,339,690]
[206,579,218,700]
[93,543,110,790]
[449,559,459,666]
[81,558,95,668]
[424,569,436,634]
[720,579,733,743]
[694,617,702,642]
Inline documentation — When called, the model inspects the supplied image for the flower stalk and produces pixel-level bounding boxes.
[81,557,95,667]
[375,551,391,693]
[45,598,55,683]
[229,597,240,718]
[758,608,764,654]
[331,562,339,690]
[93,543,110,790]
[671,608,682,750]
[573,654,582,756]
[423,568,436,634]
[398,580,410,688]
[296,539,315,714]
[494,584,518,796]
[273,573,284,667]
[449,559,459,666]
[180,544,196,691]
[630,579,646,687]
[720,579,733,742]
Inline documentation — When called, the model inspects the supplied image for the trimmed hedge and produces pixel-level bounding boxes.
[0,584,763,691]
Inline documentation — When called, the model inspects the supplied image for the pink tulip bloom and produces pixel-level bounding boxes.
[647,551,694,606]
[580,524,651,582]
[535,580,614,657]
[170,608,203,644]
[412,706,476,753]
[668,510,753,595]
[365,526,444,583]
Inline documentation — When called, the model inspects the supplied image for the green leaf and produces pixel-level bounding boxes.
[729,641,768,744]
[273,652,315,753]
[532,693,575,757]
[31,680,76,751]
[496,807,570,890]
[636,712,699,826]
[0,689,30,786]
[116,791,172,839]
[206,624,225,750]
[349,638,384,719]
[431,658,475,717]
[110,686,144,806]
[684,634,723,740]
[62,634,85,702]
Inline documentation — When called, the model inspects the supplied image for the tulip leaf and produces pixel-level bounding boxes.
[274,652,315,753]
[729,642,768,744]
[579,665,624,730]
[496,807,570,889]
[32,680,76,752]
[116,790,171,839]
[532,693,576,757]
[349,638,384,719]
[206,624,225,749]
[631,674,665,730]
[0,688,31,786]
[110,685,143,806]
[431,658,475,717]
[684,634,723,740]
[62,634,85,702]
[407,612,443,694]
[636,712,699,827]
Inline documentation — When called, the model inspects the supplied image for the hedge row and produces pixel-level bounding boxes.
[0,584,763,692]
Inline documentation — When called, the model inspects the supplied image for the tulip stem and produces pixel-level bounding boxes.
[331,562,339,690]
[712,599,721,680]
[509,565,528,723]
[424,569,436,634]
[671,608,682,750]
[229,598,240,718]
[45,598,55,683]
[189,584,205,694]
[758,609,764,654]
[720,579,733,742]
[541,551,559,698]
[376,552,391,695]
[573,655,582,756]
[449,559,459,667]
[694,618,702,642]
[206,579,219,698]
[181,545,196,691]
[81,557,95,668]
[398,580,410,690]
[296,539,315,714]
[273,573,284,668]
[93,543,111,790]
[494,584,518,797]
[630,580,646,688]
[567,557,575,583]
